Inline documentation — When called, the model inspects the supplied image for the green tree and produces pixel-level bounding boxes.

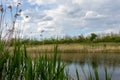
[90,33,97,42]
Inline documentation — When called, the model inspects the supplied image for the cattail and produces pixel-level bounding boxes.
[13,21,15,24]
[0,4,2,8]
[8,5,12,9]
[14,13,20,18]
[0,8,4,12]
[25,16,29,18]
[17,2,21,6]
[19,9,22,13]
[18,2,21,5]
[40,34,42,36]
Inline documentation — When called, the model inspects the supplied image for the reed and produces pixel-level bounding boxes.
[0,40,69,80]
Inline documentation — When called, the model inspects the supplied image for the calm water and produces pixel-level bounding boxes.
[65,53,120,80]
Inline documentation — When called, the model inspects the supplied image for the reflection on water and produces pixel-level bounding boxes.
[65,53,120,80]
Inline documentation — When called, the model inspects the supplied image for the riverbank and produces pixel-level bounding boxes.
[9,43,120,62]
[26,43,120,54]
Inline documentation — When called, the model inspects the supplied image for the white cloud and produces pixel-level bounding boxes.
[13,0,18,3]
[5,0,21,6]
[28,0,56,5]
[106,29,116,33]
[15,0,120,39]
[19,7,57,39]
[85,11,105,19]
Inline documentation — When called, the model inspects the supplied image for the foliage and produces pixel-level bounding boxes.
[90,33,97,42]
[20,33,120,45]
[0,40,69,80]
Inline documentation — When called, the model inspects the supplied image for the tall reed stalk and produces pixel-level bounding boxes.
[0,40,69,80]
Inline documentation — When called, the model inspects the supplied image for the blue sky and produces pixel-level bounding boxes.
[2,0,120,39]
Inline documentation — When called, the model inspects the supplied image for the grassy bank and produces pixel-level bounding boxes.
[26,43,120,54]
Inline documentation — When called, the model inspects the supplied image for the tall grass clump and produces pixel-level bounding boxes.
[0,41,9,79]
[0,40,69,80]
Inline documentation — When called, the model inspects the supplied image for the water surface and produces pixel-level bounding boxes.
[65,53,120,80]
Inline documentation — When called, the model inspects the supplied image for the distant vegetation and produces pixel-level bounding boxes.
[18,33,120,45]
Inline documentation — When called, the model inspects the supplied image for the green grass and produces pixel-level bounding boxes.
[0,41,69,80]
[0,40,113,80]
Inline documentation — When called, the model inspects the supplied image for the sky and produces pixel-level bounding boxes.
[2,0,120,39]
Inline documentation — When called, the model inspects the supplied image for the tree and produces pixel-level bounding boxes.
[90,33,97,42]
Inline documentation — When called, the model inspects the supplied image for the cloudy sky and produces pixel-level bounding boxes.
[3,0,120,39]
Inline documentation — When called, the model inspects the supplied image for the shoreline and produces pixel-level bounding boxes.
[26,43,120,54]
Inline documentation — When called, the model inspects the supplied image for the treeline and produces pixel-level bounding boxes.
[9,33,120,45]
